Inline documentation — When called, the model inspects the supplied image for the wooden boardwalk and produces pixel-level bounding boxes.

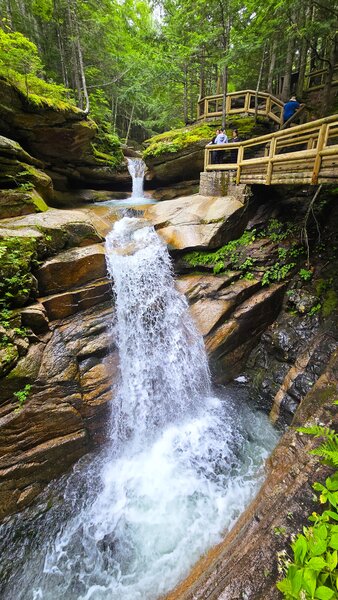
[204,114,338,185]
[197,90,285,125]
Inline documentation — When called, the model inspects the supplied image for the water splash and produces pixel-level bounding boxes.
[105,217,210,446]
[0,217,279,600]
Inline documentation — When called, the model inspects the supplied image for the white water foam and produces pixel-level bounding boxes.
[5,217,278,600]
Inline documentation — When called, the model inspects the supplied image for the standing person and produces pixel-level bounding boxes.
[230,129,240,164]
[214,128,228,164]
[283,96,300,126]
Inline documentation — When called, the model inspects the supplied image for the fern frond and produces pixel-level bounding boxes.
[297,425,337,440]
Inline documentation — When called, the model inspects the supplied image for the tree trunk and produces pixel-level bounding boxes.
[221,63,228,129]
[198,48,205,100]
[183,62,188,123]
[296,5,310,98]
[56,24,69,90]
[66,0,82,107]
[5,0,13,28]
[254,44,266,122]
[322,34,337,116]
[281,35,295,101]
[125,104,134,145]
[267,38,277,94]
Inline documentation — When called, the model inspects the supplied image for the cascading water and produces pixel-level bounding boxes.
[0,218,279,600]
[127,158,146,200]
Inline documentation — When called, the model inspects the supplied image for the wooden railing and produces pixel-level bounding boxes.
[204,114,338,185]
[197,90,284,125]
[304,64,338,92]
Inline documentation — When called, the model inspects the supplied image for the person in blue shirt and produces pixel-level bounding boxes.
[283,96,300,125]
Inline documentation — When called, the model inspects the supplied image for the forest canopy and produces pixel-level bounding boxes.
[0,0,337,141]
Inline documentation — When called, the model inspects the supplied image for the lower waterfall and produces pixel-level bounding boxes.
[0,217,278,600]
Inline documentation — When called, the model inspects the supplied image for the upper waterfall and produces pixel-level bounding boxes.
[127,157,146,199]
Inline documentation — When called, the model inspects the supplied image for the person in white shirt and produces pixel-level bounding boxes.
[214,129,228,163]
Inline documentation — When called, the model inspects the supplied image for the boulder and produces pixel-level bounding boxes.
[0,208,104,252]
[145,194,248,251]
[145,141,206,185]
[36,243,108,295]
[0,189,48,219]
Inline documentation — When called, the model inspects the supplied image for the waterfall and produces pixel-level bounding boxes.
[105,217,210,446]
[0,218,279,600]
[127,157,146,199]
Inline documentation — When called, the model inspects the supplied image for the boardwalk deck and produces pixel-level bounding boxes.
[204,114,338,186]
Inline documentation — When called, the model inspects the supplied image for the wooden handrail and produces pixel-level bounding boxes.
[197,90,284,125]
[204,113,338,186]
[304,64,338,92]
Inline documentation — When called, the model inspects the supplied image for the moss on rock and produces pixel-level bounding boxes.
[143,116,271,159]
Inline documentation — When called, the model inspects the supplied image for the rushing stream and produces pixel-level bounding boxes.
[0,217,279,600]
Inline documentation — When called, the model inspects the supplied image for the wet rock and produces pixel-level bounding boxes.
[164,352,338,600]
[0,303,118,519]
[145,194,249,251]
[20,303,50,335]
[40,279,112,321]
[287,289,319,314]
[36,243,107,295]
[148,181,199,201]
[205,282,287,382]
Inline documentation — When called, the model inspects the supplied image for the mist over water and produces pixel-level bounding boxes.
[0,217,279,600]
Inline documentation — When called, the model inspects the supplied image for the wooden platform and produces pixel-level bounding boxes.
[204,114,338,186]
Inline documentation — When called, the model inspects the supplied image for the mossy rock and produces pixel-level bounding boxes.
[0,189,48,219]
[0,343,19,377]
[143,116,271,159]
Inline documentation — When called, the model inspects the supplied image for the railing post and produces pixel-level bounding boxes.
[244,92,250,112]
[311,123,328,184]
[204,146,210,171]
[236,145,244,185]
[226,95,231,114]
[266,96,271,117]
[204,98,208,119]
[266,136,277,185]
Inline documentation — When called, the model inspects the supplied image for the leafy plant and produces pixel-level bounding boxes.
[299,269,314,282]
[13,384,32,410]
[277,415,338,599]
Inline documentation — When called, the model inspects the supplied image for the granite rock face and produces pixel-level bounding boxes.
[0,79,129,193]
[0,207,117,519]
[145,194,248,251]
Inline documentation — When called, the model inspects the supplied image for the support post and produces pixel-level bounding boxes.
[266,136,277,185]
[311,124,328,184]
[236,146,244,184]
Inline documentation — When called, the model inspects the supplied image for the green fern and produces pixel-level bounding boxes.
[297,422,338,469]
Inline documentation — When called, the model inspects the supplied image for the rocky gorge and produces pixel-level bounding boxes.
[0,79,337,599]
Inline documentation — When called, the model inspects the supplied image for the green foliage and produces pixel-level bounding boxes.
[14,384,32,410]
[0,237,38,309]
[277,419,338,599]
[261,262,296,287]
[185,229,257,275]
[299,269,314,282]
[0,30,74,107]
